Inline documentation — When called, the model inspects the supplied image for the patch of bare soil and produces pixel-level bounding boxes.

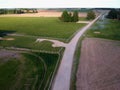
[0,49,21,62]
[76,38,120,90]
[77,21,91,24]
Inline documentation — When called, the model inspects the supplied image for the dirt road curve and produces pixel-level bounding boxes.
[77,38,120,90]
[52,15,101,90]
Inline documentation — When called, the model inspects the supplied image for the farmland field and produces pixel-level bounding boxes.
[0,11,87,17]
[77,38,120,90]
[0,16,86,90]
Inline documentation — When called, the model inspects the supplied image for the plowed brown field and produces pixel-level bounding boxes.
[77,38,120,90]
[0,10,87,17]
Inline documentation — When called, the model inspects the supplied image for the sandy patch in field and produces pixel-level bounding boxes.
[77,21,91,23]
[94,31,101,34]
[0,37,15,41]
[0,11,87,17]
[36,38,67,47]
[77,38,120,90]
[5,38,15,40]
[0,37,2,40]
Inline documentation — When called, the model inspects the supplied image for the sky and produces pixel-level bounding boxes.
[0,0,120,8]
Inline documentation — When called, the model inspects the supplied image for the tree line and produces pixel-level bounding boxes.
[60,10,96,22]
[60,9,120,22]
[107,9,120,20]
[0,9,38,14]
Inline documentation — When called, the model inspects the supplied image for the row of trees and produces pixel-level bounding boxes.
[107,9,120,20]
[0,9,38,14]
[60,10,96,22]
[60,9,120,22]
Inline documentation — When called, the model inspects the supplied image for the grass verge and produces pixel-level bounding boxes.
[70,36,84,90]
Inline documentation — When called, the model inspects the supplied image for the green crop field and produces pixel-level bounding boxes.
[85,19,120,40]
[0,51,59,90]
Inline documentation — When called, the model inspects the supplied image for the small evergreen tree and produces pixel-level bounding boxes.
[86,11,96,20]
[72,11,79,22]
[61,10,70,22]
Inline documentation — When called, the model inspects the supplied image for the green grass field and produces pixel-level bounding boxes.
[0,51,59,90]
[0,17,85,39]
[85,19,120,40]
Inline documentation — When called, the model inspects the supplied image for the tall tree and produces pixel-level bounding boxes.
[69,12,72,22]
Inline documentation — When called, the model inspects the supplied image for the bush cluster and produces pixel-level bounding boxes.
[60,10,79,22]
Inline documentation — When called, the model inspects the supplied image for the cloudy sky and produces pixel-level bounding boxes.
[0,0,119,8]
